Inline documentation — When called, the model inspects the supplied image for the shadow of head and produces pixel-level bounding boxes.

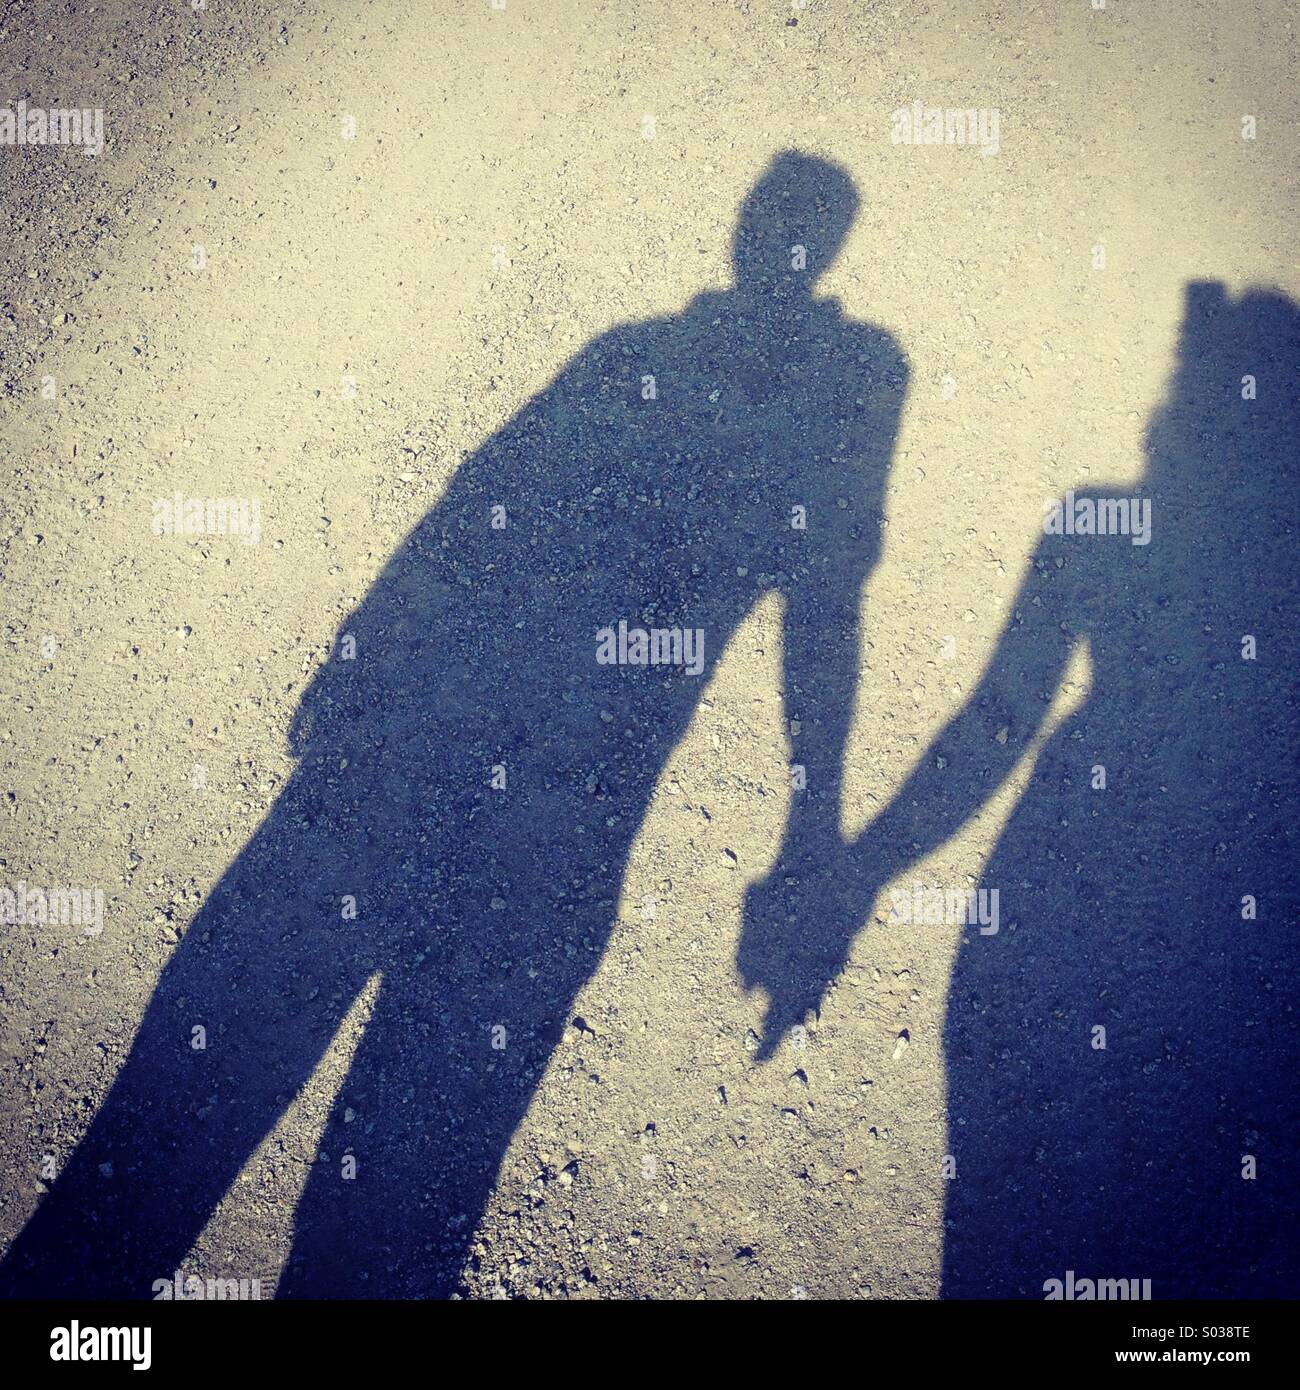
[1145,278,1300,503]
[732,150,859,296]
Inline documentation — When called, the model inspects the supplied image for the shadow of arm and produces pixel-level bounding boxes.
[854,545,1080,883]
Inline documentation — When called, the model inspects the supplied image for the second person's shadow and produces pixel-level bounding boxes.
[746,280,1300,1297]
[0,151,909,1297]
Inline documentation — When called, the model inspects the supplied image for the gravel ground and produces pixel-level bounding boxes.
[0,0,1296,1300]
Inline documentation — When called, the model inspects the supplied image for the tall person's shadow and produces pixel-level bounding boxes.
[0,152,910,1298]
[746,281,1300,1296]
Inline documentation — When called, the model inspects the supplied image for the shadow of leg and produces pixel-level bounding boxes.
[0,787,373,1299]
[277,833,609,1299]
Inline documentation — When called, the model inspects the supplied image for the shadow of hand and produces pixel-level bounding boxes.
[738,846,887,1061]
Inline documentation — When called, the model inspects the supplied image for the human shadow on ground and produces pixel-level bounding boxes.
[0,151,910,1297]
[821,281,1299,1297]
